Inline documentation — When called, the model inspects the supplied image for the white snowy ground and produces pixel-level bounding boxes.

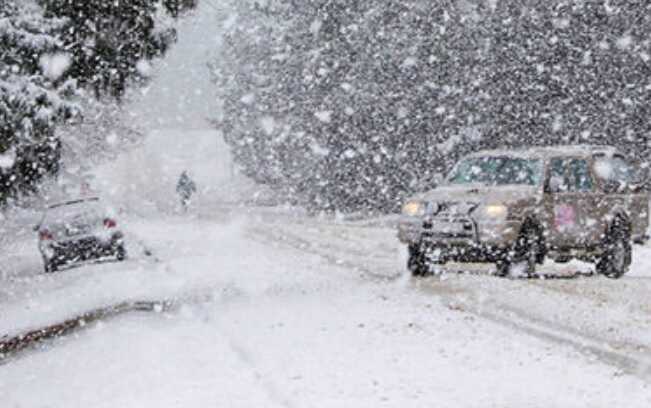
[2,1,651,406]
[1,199,651,407]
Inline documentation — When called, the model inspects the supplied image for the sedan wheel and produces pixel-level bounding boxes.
[116,245,127,261]
[44,259,58,273]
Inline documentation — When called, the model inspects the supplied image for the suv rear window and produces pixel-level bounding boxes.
[593,155,635,184]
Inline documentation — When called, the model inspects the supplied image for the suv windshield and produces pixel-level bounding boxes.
[447,156,543,186]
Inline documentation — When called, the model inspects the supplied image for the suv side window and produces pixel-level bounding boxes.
[568,159,594,191]
[548,157,594,193]
[549,158,569,193]
[594,155,634,185]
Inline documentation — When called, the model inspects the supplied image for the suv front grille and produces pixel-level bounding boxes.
[434,201,479,217]
[422,218,475,240]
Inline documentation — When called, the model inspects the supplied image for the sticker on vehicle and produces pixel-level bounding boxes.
[554,204,577,231]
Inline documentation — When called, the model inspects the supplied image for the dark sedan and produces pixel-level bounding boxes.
[36,198,127,273]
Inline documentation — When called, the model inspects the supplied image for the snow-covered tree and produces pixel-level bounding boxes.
[39,0,188,101]
[214,0,651,213]
[163,0,198,18]
[480,0,651,158]
[0,0,198,204]
[0,0,78,202]
[214,0,486,212]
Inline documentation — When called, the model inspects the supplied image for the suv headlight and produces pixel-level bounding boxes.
[402,201,426,217]
[483,204,508,220]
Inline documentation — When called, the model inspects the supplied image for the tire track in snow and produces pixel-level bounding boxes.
[448,294,651,381]
[278,219,651,339]
[259,220,651,382]
[527,276,651,316]
[220,331,297,408]
[494,301,651,357]
[0,251,356,364]
[0,299,296,407]
[422,275,651,380]
[246,225,402,283]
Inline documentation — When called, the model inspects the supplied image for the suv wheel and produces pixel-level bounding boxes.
[407,244,429,277]
[496,224,542,278]
[596,219,631,279]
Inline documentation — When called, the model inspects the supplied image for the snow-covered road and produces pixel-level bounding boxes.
[2,1,650,405]
[1,205,650,407]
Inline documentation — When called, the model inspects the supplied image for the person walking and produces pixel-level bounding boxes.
[176,171,197,211]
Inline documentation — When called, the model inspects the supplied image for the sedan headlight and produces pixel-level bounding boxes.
[402,201,426,217]
[483,204,508,220]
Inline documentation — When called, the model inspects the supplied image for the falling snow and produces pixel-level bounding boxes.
[1,1,651,407]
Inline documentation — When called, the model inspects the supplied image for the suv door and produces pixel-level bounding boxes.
[593,153,649,242]
[545,157,602,249]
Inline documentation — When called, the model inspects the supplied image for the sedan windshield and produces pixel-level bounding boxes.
[447,156,542,186]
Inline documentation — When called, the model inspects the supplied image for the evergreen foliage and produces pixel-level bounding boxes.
[0,0,197,203]
[214,0,651,213]
[0,0,77,201]
[39,0,186,100]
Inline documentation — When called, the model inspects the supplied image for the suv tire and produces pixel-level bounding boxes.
[596,218,631,279]
[496,223,542,278]
[407,244,428,277]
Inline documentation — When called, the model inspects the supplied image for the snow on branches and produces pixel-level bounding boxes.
[213,0,651,213]
[0,0,78,201]
[0,0,197,203]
